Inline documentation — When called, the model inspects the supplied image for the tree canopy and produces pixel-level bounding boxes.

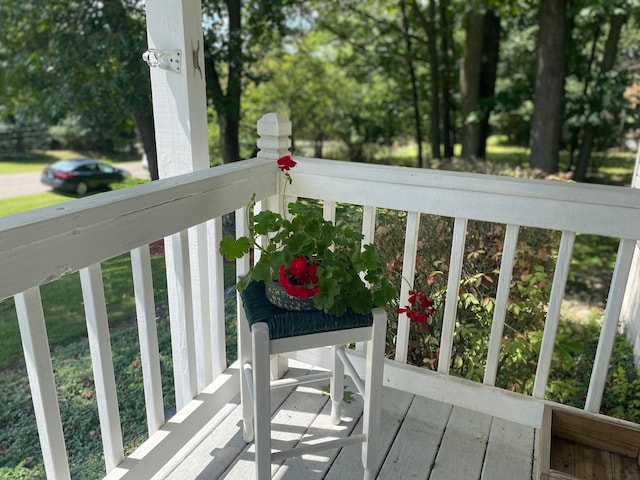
[1,0,639,179]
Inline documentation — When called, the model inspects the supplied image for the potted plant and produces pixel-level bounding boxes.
[219,156,396,316]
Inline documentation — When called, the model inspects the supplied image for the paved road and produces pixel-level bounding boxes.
[0,161,149,200]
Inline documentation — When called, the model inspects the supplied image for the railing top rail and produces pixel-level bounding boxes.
[288,157,640,239]
[293,156,640,207]
[0,158,276,301]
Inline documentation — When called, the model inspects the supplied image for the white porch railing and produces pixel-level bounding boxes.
[2,117,640,479]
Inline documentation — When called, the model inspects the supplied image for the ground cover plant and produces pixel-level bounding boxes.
[0,310,175,479]
[0,251,237,478]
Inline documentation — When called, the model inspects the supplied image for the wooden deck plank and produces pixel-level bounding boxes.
[429,406,492,480]
[164,367,309,479]
[324,386,414,480]
[221,382,332,478]
[481,417,535,480]
[164,376,539,480]
[550,437,576,475]
[376,395,452,480]
[272,377,364,479]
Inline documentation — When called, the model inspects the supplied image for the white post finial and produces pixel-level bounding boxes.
[256,113,292,160]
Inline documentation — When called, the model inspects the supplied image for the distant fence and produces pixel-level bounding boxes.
[0,127,50,154]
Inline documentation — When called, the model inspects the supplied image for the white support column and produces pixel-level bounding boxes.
[144,0,211,402]
[145,0,208,176]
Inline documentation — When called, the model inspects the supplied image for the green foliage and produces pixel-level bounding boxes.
[0,254,168,370]
[376,208,560,386]
[220,199,396,315]
[374,202,640,422]
[0,0,150,154]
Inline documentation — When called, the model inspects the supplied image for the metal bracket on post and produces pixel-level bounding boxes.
[142,49,182,74]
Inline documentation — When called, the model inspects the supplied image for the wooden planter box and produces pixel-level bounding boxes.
[537,404,640,479]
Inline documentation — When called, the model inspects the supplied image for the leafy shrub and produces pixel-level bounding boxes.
[376,210,559,388]
[551,320,640,422]
[374,204,640,423]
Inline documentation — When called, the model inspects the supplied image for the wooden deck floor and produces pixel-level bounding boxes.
[163,366,538,480]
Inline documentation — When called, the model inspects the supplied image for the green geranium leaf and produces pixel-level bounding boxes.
[286,232,313,255]
[219,236,251,260]
[269,251,286,273]
[252,261,272,282]
[373,282,397,307]
[253,210,283,235]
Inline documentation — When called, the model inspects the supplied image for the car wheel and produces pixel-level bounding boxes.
[75,182,89,195]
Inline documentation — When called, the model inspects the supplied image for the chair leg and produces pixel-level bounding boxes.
[330,345,345,425]
[252,323,272,480]
[361,308,387,479]
[238,296,254,442]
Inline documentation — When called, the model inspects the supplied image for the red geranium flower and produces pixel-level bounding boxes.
[278,257,319,299]
[397,289,435,323]
[277,155,297,171]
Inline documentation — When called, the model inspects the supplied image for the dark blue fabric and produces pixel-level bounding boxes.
[240,281,373,339]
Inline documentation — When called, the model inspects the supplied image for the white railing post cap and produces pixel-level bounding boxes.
[257,113,292,137]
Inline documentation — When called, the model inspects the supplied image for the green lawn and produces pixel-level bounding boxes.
[0,253,169,371]
[0,192,70,216]
[0,150,88,173]
[0,150,140,174]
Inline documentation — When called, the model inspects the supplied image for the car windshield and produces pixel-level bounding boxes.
[50,160,86,172]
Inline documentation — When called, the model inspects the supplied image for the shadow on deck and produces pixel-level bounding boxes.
[164,362,537,480]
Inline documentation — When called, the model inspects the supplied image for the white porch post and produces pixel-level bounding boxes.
[621,148,640,366]
[144,0,211,409]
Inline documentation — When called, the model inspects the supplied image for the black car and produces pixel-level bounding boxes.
[41,159,128,195]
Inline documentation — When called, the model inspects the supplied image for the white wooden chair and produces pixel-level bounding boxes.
[239,281,387,480]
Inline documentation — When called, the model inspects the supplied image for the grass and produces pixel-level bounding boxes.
[0,253,169,371]
[0,150,140,174]
[0,253,237,478]
[364,136,636,184]
[0,306,176,479]
[0,178,147,218]
[0,193,70,216]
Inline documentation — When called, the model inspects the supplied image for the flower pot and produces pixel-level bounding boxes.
[265,281,317,311]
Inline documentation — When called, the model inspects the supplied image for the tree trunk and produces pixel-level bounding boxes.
[413,0,441,160]
[568,23,601,172]
[478,9,500,159]
[427,0,440,160]
[133,103,158,181]
[529,0,566,174]
[217,113,241,165]
[205,0,242,164]
[402,1,424,168]
[439,1,454,159]
[574,14,628,181]
[460,10,485,161]
[314,135,324,158]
